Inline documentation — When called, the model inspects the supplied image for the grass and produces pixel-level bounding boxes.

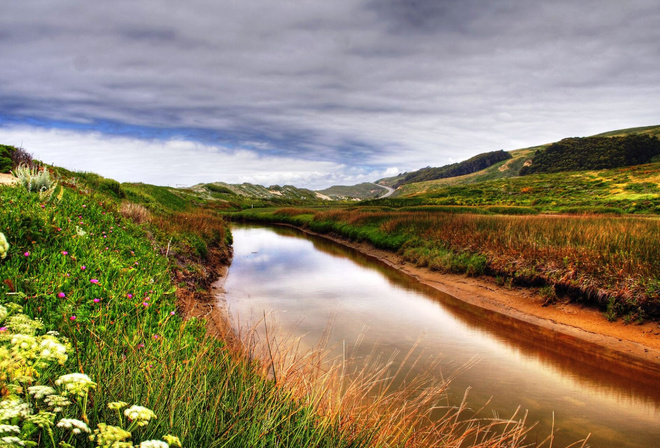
[374,162,660,215]
[231,207,660,321]
[0,168,541,447]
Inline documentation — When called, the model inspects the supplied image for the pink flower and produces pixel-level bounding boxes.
[81,265,86,270]
[0,327,7,332]
[93,298,100,303]
[127,294,133,299]
[90,279,99,284]
[142,302,149,307]
[170,311,175,315]
[137,343,145,349]
[57,228,62,231]
[70,315,76,321]
[24,252,29,257]
[61,251,68,255]
[57,292,66,298]
[153,335,159,339]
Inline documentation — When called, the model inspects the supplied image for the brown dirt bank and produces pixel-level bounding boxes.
[274,223,660,380]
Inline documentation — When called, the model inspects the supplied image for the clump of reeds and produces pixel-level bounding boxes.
[119,201,151,224]
[234,317,553,448]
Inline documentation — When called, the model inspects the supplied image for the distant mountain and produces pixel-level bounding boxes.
[194,182,324,202]
[391,150,512,188]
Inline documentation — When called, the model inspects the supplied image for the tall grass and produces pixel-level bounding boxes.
[234,317,546,448]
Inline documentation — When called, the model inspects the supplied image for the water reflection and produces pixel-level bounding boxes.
[224,225,660,448]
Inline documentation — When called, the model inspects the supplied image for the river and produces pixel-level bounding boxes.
[223,224,660,448]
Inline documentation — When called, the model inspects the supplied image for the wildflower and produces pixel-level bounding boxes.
[56,373,96,397]
[0,398,31,420]
[140,440,169,448]
[70,315,76,321]
[142,302,149,307]
[0,425,20,435]
[93,298,100,303]
[26,411,55,428]
[163,435,182,447]
[81,265,86,270]
[90,423,132,447]
[127,294,133,299]
[57,292,66,298]
[170,311,175,316]
[137,343,145,349]
[0,436,25,447]
[44,394,71,412]
[23,252,29,257]
[90,279,99,284]
[38,336,68,364]
[28,385,56,399]
[61,251,68,255]
[107,401,128,410]
[153,335,159,340]
[0,328,6,332]
[57,418,90,434]
[75,226,86,237]
[8,314,43,335]
[0,306,7,323]
[0,233,8,260]
[124,405,156,427]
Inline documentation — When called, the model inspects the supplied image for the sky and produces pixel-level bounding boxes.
[1,0,659,189]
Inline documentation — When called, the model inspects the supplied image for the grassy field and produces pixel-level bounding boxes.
[372,162,660,215]
[231,207,660,322]
[0,166,535,447]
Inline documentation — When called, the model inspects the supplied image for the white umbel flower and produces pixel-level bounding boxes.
[124,405,156,426]
[139,440,169,448]
[27,385,56,400]
[57,418,90,434]
[55,373,96,396]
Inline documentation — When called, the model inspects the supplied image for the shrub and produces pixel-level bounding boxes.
[11,163,57,197]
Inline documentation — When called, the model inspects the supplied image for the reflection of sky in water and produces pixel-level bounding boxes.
[225,226,660,448]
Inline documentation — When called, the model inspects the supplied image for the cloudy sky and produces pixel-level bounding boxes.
[1,0,659,189]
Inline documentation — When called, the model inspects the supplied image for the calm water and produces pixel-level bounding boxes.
[223,225,660,448]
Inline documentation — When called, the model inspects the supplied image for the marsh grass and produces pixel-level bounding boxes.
[231,315,575,448]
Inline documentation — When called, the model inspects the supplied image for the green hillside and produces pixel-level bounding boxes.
[317,182,387,200]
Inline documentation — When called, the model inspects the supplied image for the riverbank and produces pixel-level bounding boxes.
[271,223,660,379]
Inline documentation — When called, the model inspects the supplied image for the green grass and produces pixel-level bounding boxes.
[0,177,373,447]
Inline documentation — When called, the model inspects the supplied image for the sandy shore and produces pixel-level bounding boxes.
[274,224,660,377]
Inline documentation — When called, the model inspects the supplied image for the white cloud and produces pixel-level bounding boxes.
[0,125,391,189]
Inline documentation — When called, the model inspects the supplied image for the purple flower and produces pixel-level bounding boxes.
[0,327,7,332]
[90,279,99,284]
[24,252,29,257]
[127,294,133,299]
[57,292,66,298]
[93,298,100,303]
[70,315,76,321]
[142,302,149,307]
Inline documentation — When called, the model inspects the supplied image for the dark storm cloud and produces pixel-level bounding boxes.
[0,0,659,187]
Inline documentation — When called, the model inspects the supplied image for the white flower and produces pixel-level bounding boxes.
[57,418,90,434]
[0,398,31,421]
[38,337,67,364]
[55,373,96,397]
[0,425,19,435]
[139,440,169,448]
[0,436,24,447]
[75,226,87,237]
[107,401,128,410]
[44,394,71,412]
[28,385,55,400]
[124,405,156,426]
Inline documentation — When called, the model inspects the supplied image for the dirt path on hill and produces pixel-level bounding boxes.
[273,224,660,377]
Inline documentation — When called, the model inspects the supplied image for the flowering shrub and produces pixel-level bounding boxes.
[0,305,181,447]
